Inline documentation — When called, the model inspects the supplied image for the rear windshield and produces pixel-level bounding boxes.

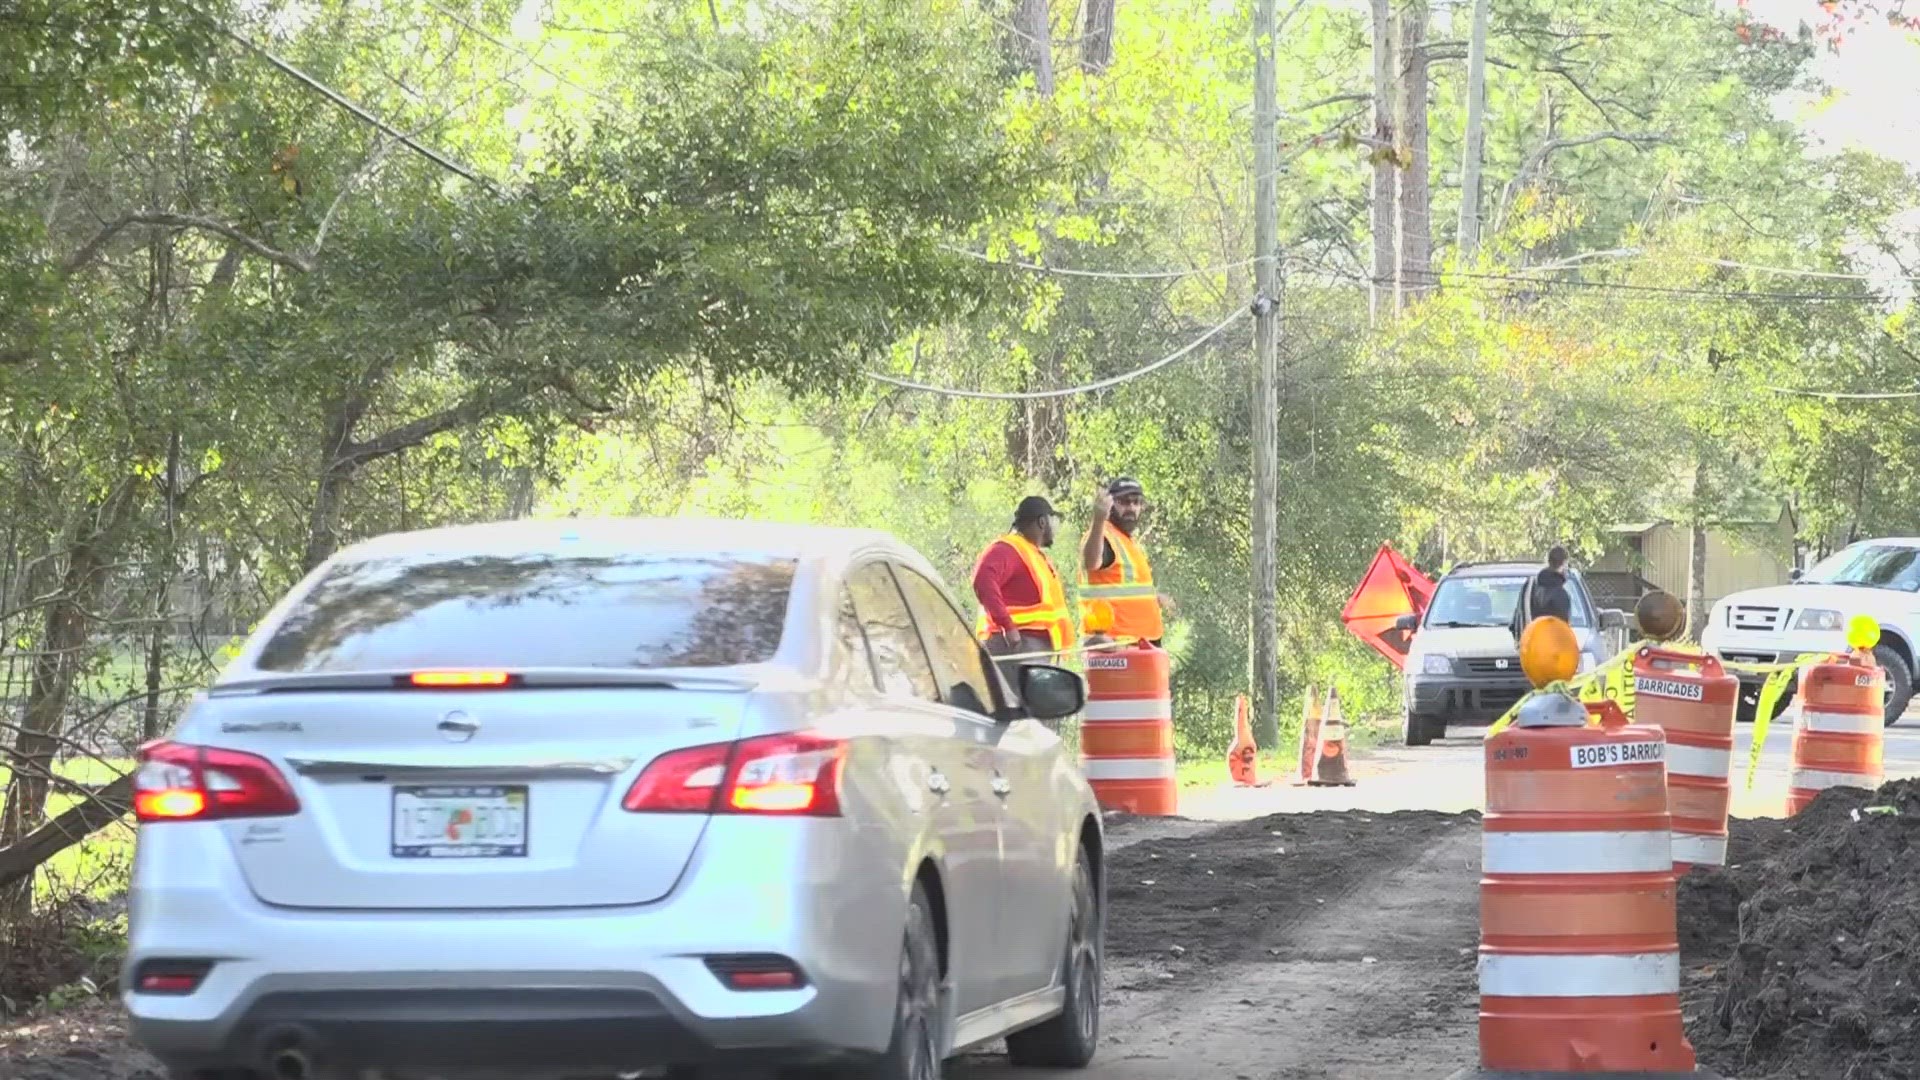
[1426,573,1592,629]
[254,552,797,673]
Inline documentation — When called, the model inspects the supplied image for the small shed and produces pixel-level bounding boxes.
[1590,508,1795,614]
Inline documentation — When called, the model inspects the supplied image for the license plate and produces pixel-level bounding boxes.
[391,785,529,859]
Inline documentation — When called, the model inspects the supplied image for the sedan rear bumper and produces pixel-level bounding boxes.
[134,985,863,1079]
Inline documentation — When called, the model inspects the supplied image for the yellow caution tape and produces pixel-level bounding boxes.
[1487,642,1639,736]
[1737,652,1827,790]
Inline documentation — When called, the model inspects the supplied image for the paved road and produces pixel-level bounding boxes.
[1175,710,1920,821]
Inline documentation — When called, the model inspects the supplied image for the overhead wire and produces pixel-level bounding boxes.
[940,245,1269,281]
[863,308,1250,401]
[180,1,493,188]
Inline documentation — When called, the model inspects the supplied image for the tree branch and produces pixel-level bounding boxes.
[65,213,315,275]
[0,775,132,893]
[339,383,543,467]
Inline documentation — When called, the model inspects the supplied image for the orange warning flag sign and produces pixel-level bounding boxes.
[1340,543,1436,672]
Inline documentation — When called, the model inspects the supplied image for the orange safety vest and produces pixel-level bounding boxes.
[971,534,1073,652]
[1080,522,1163,643]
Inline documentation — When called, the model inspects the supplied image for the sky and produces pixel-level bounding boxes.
[1729,0,1920,166]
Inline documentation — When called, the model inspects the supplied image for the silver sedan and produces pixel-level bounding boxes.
[123,518,1106,1080]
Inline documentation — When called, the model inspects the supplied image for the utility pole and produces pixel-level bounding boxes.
[1457,0,1491,259]
[1250,0,1282,747]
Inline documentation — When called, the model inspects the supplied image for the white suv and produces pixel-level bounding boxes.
[1701,538,1920,725]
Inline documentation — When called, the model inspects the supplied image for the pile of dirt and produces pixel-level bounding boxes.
[1105,808,1474,966]
[1683,781,1920,1080]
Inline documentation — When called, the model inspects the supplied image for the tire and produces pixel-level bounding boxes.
[1006,847,1101,1070]
[1736,692,1758,725]
[1401,712,1442,747]
[862,880,945,1080]
[1876,645,1914,727]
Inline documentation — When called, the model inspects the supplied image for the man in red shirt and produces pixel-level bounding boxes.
[972,496,1074,686]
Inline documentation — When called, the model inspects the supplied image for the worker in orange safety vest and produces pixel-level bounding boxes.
[1078,476,1167,648]
[972,496,1074,686]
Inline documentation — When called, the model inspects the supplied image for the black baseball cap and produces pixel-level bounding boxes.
[1108,476,1145,498]
[1014,496,1061,525]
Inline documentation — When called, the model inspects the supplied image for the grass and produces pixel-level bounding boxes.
[1174,713,1399,790]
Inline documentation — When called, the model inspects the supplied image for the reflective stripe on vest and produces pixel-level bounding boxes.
[972,534,1072,651]
[1080,522,1163,642]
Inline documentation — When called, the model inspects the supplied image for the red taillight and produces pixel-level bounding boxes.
[133,741,300,823]
[705,955,807,991]
[623,734,845,817]
[405,670,514,688]
[133,960,212,995]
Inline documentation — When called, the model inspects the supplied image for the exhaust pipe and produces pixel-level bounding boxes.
[269,1046,310,1080]
[258,1025,318,1080]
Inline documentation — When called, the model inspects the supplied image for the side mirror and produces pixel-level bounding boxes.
[1018,664,1087,721]
[1600,609,1627,631]
[1393,613,1420,633]
[1789,568,1805,582]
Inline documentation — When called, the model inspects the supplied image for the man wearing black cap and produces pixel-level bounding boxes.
[972,496,1074,684]
[1079,476,1165,647]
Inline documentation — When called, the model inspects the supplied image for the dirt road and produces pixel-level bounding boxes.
[954,808,1483,1080]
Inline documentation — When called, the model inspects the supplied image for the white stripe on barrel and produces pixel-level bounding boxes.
[1478,953,1681,998]
[1665,742,1732,778]
[1080,757,1177,781]
[1481,830,1673,875]
[1790,767,1881,791]
[1670,832,1729,866]
[1082,697,1173,723]
[1801,709,1881,734]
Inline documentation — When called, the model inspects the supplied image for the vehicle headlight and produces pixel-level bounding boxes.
[1794,609,1845,632]
[1421,655,1452,675]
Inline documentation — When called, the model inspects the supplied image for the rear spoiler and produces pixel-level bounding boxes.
[209,669,761,696]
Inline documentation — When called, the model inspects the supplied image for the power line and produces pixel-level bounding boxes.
[942,245,1269,281]
[1767,386,1920,400]
[864,308,1249,400]
[182,2,493,188]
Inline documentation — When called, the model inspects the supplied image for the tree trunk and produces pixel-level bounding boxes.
[1009,0,1055,94]
[303,460,356,573]
[1457,0,1491,259]
[1394,1,1431,310]
[1080,0,1116,74]
[1689,459,1709,639]
[1369,0,1397,323]
[143,431,181,741]
[0,508,122,921]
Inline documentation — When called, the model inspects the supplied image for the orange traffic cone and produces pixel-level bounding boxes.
[1308,689,1355,787]
[1227,695,1268,787]
[1293,685,1322,786]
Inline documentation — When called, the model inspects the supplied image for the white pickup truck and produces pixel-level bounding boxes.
[1700,538,1920,725]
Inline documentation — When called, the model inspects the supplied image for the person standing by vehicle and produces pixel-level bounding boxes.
[973,496,1074,685]
[1510,544,1575,638]
[1079,477,1166,647]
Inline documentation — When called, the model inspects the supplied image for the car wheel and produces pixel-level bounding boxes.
[1401,711,1439,747]
[1876,645,1914,727]
[1006,846,1100,1069]
[863,880,944,1080]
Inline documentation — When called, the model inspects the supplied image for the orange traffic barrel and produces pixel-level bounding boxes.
[1632,647,1738,871]
[1475,692,1697,1075]
[1788,651,1884,816]
[1079,644,1176,815]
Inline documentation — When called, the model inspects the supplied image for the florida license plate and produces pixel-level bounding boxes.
[391,785,529,858]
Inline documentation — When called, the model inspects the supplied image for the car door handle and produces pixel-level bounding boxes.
[927,771,951,795]
[990,775,1012,798]
[436,718,480,734]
